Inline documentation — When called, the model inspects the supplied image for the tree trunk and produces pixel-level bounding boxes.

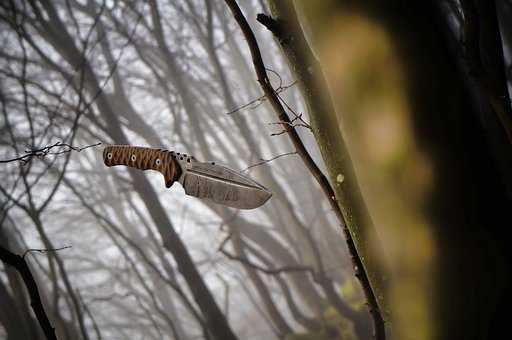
[267,1,512,339]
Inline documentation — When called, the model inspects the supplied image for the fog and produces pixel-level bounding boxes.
[2,1,511,340]
[0,1,361,339]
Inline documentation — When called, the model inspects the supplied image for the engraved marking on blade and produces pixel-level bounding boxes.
[184,173,240,202]
[182,170,272,209]
[187,169,264,191]
[190,163,263,187]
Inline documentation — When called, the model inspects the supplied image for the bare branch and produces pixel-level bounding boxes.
[22,245,72,259]
[218,232,317,280]
[268,111,311,136]
[225,80,297,115]
[0,141,101,164]
[243,151,297,172]
[0,244,57,340]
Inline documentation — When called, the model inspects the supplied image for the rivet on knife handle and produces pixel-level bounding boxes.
[103,145,181,188]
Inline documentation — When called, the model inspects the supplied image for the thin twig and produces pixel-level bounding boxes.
[243,151,297,171]
[22,245,72,259]
[225,80,297,115]
[0,142,101,164]
[269,114,311,136]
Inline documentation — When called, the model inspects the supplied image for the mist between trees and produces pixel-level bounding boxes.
[0,1,368,339]
[1,1,511,340]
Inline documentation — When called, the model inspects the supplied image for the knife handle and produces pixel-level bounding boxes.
[103,145,181,188]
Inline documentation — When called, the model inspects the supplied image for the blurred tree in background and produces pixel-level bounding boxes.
[0,1,510,340]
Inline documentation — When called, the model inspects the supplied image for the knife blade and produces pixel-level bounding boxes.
[103,145,272,209]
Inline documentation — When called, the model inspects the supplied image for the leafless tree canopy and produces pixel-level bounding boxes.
[1,1,511,340]
[0,1,367,339]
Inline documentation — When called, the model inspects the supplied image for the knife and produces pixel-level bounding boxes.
[102,145,272,209]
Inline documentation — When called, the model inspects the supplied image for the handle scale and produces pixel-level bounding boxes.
[103,145,181,188]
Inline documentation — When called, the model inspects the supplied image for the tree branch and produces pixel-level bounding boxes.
[224,2,385,338]
[243,151,297,172]
[225,80,296,115]
[0,141,101,164]
[218,232,318,280]
[461,0,512,143]
[22,245,72,259]
[0,244,57,340]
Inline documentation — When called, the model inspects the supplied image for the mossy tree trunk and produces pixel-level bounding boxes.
[264,0,390,327]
